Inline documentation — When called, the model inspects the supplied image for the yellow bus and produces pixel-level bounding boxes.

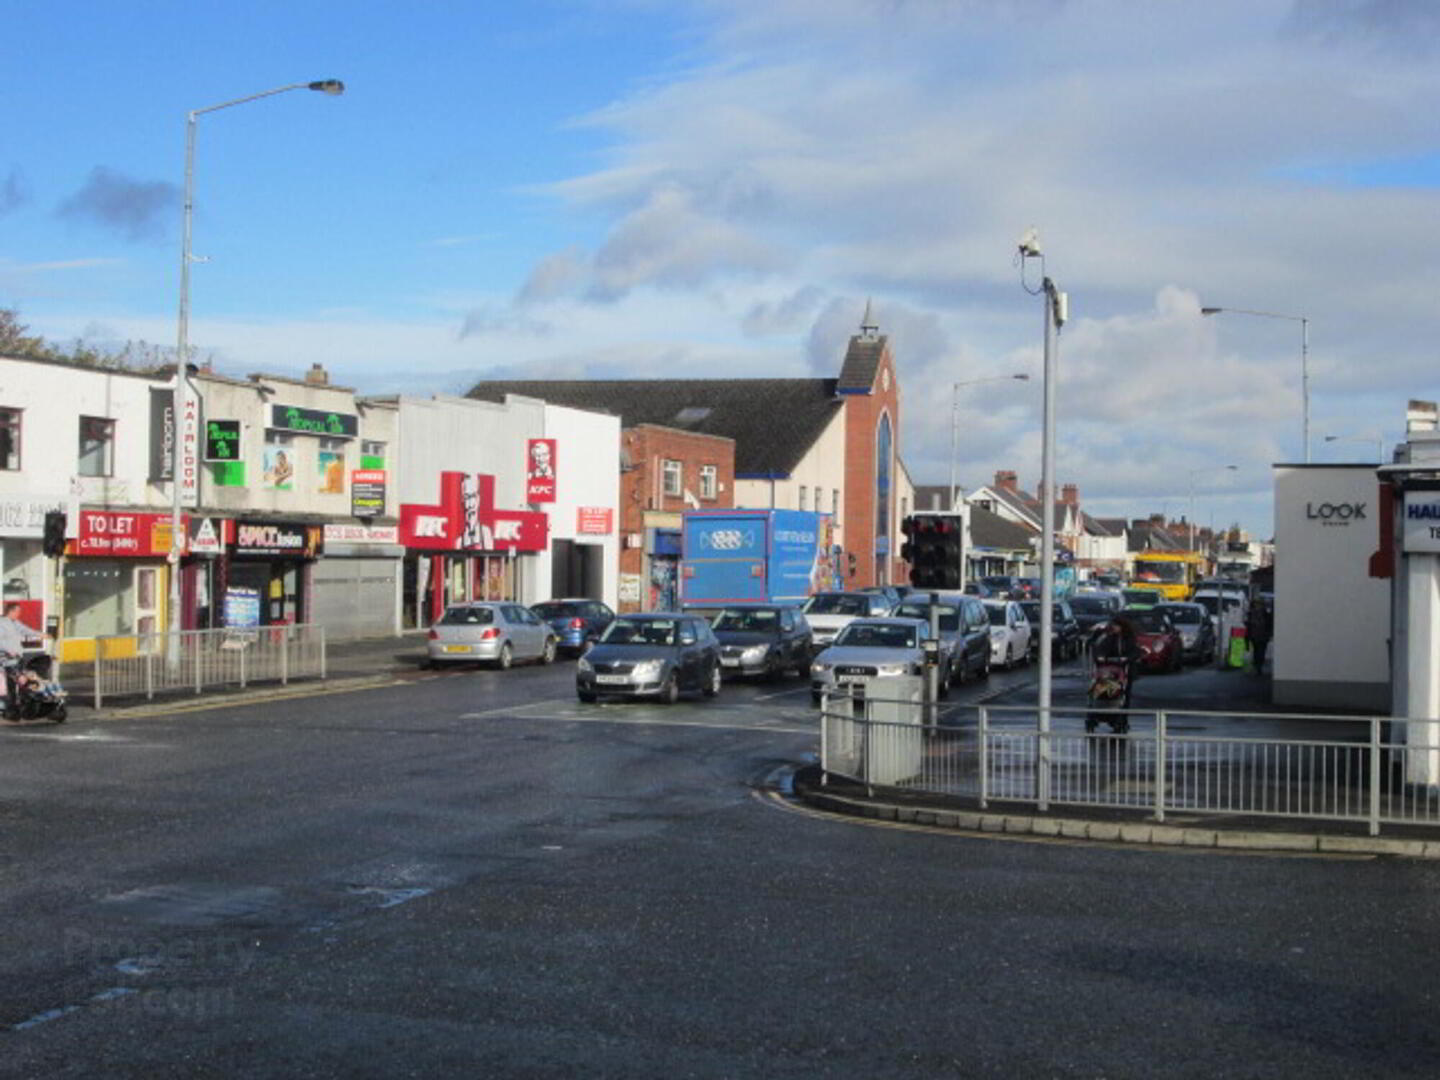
[1130,552,1204,601]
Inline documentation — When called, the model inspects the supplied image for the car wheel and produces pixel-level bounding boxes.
[542,637,557,665]
[703,663,721,698]
[980,652,991,679]
[577,690,597,704]
[496,643,513,671]
[811,691,823,706]
[795,658,811,679]
[661,673,680,705]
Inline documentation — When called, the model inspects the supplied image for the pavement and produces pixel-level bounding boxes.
[33,633,1440,858]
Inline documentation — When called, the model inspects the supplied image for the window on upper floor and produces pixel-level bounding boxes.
[699,464,717,500]
[361,439,386,469]
[78,416,115,477]
[799,485,808,511]
[833,489,841,516]
[663,459,682,496]
[317,437,346,494]
[0,407,20,470]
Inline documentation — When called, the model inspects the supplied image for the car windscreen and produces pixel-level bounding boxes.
[713,609,780,632]
[530,602,577,619]
[1019,603,1040,621]
[803,594,866,616]
[1069,596,1111,615]
[986,607,1008,626]
[982,577,1011,589]
[894,604,959,631]
[600,619,676,646]
[834,623,918,649]
[1128,610,1169,633]
[1123,589,1160,606]
[1135,562,1187,584]
[439,607,493,626]
[1161,606,1202,625]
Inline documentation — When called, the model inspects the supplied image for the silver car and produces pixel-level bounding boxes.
[426,601,558,669]
[809,616,935,704]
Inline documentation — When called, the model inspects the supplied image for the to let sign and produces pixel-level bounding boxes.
[577,507,613,535]
[205,420,241,461]
[76,511,178,557]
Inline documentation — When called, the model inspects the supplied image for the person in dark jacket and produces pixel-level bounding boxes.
[1092,614,1141,708]
[1247,598,1273,674]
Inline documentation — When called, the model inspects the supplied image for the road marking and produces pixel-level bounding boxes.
[459,702,813,735]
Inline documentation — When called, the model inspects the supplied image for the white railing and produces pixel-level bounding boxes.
[819,694,1440,837]
[84,624,328,708]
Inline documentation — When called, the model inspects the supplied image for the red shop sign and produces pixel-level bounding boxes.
[74,511,181,557]
[576,507,613,535]
[526,438,557,503]
[399,472,548,553]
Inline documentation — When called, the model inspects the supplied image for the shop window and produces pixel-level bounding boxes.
[699,464,717,500]
[662,459,682,496]
[361,439,386,470]
[63,562,128,637]
[317,437,346,494]
[0,407,19,470]
[78,416,115,477]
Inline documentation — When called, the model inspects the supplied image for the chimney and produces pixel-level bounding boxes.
[1061,483,1079,506]
[1149,513,1166,525]
[1407,399,1438,434]
[305,363,329,386]
[995,470,1018,492]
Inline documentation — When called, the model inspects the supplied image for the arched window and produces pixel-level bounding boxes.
[875,412,893,563]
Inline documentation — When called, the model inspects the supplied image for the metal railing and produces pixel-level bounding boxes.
[819,693,1440,837]
[86,624,328,708]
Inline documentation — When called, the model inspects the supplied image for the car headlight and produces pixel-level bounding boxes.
[577,657,593,672]
[740,645,769,662]
[631,659,664,680]
[811,661,832,675]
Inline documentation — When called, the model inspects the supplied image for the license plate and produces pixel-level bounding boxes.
[443,645,471,654]
[595,675,631,685]
[721,657,740,667]
[838,674,868,684]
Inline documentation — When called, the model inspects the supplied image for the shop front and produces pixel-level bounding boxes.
[0,490,68,635]
[183,515,233,631]
[59,508,177,662]
[314,522,403,640]
[400,471,548,627]
[226,519,324,629]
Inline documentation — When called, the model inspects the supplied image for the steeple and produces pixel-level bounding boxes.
[859,298,878,341]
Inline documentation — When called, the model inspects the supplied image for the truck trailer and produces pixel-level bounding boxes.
[680,509,840,608]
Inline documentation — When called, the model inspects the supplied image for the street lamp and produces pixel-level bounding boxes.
[1200,305,1310,463]
[948,373,1030,510]
[1187,464,1237,562]
[1323,433,1385,463]
[170,79,345,645]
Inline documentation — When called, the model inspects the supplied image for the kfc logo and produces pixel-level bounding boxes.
[526,439,557,503]
[400,472,548,552]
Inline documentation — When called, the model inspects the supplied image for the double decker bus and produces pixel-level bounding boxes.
[1129,552,1204,601]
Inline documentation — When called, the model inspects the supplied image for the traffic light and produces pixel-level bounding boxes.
[902,513,962,589]
[42,510,67,558]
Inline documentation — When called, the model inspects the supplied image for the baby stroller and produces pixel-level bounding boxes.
[1085,656,1130,734]
[3,652,68,723]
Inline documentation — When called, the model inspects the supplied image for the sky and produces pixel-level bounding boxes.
[6,0,1440,539]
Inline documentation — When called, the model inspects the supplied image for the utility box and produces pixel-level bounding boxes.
[864,674,924,785]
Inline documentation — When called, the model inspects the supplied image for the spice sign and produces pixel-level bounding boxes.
[577,507,613,535]
[351,469,386,518]
[233,521,324,558]
[205,419,241,461]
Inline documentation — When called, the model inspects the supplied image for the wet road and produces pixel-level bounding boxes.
[1,658,1437,1077]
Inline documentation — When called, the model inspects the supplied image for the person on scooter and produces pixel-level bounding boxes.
[0,601,40,719]
[1091,613,1140,709]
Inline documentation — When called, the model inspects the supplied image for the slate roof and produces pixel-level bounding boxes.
[835,334,887,394]
[465,377,844,477]
[911,485,956,512]
[1127,522,1185,553]
[970,506,1037,551]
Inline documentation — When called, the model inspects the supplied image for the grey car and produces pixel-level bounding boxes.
[426,601,558,669]
[576,613,722,704]
[892,592,991,685]
[809,616,937,704]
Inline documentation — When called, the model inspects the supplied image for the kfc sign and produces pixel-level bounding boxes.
[526,438,557,503]
[399,472,548,552]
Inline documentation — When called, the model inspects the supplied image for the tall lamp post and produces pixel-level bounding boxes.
[948,373,1030,510]
[1200,305,1310,463]
[1323,433,1385,463]
[1019,229,1066,811]
[169,79,344,644]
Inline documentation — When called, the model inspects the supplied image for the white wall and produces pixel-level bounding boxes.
[541,401,620,611]
[1273,465,1390,711]
[734,408,847,547]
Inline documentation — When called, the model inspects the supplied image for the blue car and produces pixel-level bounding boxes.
[530,598,616,655]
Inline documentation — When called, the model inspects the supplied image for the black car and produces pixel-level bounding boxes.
[530,597,616,655]
[710,605,813,679]
[1068,592,1121,639]
[1019,599,1082,660]
[576,613,722,704]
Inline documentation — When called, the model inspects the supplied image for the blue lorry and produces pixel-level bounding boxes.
[680,509,840,607]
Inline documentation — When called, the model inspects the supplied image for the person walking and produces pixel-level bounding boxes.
[1247,598,1272,675]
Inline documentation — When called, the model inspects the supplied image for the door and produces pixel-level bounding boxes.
[135,565,160,648]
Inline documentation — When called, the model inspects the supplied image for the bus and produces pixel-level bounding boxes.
[1130,552,1204,601]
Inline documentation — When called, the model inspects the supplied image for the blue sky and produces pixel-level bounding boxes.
[6,0,1440,538]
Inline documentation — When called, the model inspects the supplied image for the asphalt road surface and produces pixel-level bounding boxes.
[2,658,1437,1078]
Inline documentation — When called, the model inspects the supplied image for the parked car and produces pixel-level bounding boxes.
[858,585,903,612]
[1069,592,1122,639]
[1157,602,1216,663]
[1121,586,1164,609]
[801,591,893,653]
[1018,599,1082,660]
[576,613,722,704]
[981,574,1022,598]
[892,592,991,684]
[530,598,616,655]
[427,602,558,669]
[1125,606,1185,673]
[983,599,1033,669]
[1012,577,1042,599]
[961,581,995,598]
[809,617,935,704]
[710,604,813,679]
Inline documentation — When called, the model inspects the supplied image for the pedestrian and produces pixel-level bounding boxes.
[1247,598,1272,675]
[0,601,40,718]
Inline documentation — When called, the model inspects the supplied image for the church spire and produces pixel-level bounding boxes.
[859,298,878,341]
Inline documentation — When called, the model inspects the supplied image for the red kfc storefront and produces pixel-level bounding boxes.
[400,471,548,627]
[60,508,179,658]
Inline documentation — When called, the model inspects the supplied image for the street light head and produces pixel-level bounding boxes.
[308,80,345,95]
[1200,307,1223,316]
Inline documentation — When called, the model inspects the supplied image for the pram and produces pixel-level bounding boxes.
[2,651,68,723]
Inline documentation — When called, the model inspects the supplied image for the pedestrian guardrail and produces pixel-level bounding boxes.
[819,692,1440,837]
[85,624,328,708]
